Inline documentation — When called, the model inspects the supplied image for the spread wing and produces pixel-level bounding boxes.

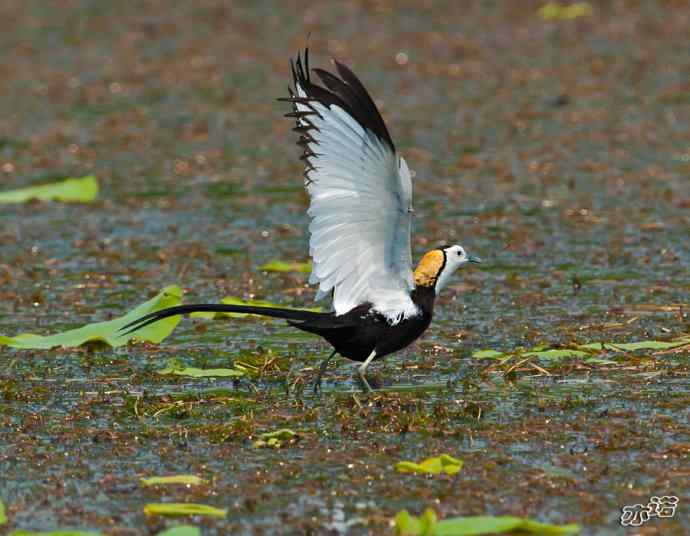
[281,49,417,323]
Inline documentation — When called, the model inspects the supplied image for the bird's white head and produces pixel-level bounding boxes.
[413,244,481,294]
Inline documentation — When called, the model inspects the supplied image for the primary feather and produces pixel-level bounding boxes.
[283,50,417,324]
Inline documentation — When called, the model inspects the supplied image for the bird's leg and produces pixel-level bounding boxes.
[313,349,337,394]
[357,350,377,393]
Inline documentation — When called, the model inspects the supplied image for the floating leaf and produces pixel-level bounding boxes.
[0,498,6,525]
[156,527,200,536]
[472,350,505,359]
[0,286,182,350]
[395,509,437,536]
[253,428,299,449]
[9,529,101,536]
[156,359,244,378]
[0,176,98,204]
[144,503,227,519]
[538,2,592,21]
[395,508,580,535]
[523,349,589,360]
[259,260,312,273]
[141,475,205,487]
[472,336,690,363]
[584,357,617,365]
[395,454,463,476]
[578,338,690,352]
[190,296,320,319]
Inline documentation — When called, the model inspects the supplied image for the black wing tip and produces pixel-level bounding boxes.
[282,46,396,153]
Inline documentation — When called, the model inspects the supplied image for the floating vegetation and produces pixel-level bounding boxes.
[140,475,205,487]
[156,359,245,378]
[0,175,98,203]
[0,499,5,524]
[156,527,200,536]
[538,2,592,21]
[395,454,464,476]
[143,503,227,519]
[252,428,299,449]
[258,260,312,273]
[395,509,580,535]
[473,335,690,362]
[0,286,182,349]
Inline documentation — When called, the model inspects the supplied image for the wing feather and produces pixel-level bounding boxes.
[281,50,417,323]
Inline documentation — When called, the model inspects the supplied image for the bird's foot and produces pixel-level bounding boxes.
[357,369,383,392]
[311,374,324,395]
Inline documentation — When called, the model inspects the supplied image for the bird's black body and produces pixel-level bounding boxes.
[121,286,436,364]
[288,286,435,362]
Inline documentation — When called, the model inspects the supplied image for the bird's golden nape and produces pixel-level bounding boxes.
[413,249,446,289]
[414,245,478,294]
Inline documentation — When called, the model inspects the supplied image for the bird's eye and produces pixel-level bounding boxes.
[457,250,463,257]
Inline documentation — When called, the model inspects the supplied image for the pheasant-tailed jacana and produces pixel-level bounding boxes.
[121,49,481,391]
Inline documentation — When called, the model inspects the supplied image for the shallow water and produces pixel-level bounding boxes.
[1,1,689,534]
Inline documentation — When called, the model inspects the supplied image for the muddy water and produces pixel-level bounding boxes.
[1,1,688,534]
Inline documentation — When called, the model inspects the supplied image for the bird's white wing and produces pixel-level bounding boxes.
[282,50,417,323]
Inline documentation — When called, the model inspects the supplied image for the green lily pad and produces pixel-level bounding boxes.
[144,503,227,519]
[395,454,463,476]
[157,527,200,536]
[253,428,299,448]
[0,285,182,350]
[258,260,312,273]
[156,359,244,378]
[141,475,204,486]
[0,175,98,203]
[190,296,320,319]
[395,508,580,535]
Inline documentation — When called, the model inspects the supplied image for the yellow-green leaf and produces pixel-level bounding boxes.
[578,338,690,352]
[0,285,182,350]
[0,175,98,204]
[396,509,438,536]
[141,475,204,486]
[395,454,463,476]
[253,428,299,448]
[259,260,312,273]
[472,336,690,363]
[538,2,592,21]
[0,498,6,525]
[472,350,507,359]
[156,359,244,378]
[156,527,200,536]
[395,509,580,536]
[144,503,227,518]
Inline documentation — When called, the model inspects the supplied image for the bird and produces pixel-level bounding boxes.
[121,48,481,392]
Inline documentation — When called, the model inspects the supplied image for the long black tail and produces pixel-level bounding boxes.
[119,303,326,336]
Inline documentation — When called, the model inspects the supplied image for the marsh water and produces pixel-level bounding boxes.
[1,1,689,534]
